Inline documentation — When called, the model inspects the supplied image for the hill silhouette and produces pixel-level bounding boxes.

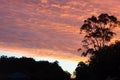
[0,56,70,80]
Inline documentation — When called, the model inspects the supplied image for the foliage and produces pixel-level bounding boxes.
[89,41,120,80]
[75,41,120,80]
[79,13,120,56]
[75,13,120,80]
[0,56,70,80]
[75,61,96,80]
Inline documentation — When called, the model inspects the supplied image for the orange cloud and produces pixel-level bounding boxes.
[41,0,48,3]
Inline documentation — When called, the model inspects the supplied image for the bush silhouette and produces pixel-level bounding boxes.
[0,56,70,80]
[89,41,120,80]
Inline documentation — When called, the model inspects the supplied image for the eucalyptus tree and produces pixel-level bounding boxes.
[78,13,120,56]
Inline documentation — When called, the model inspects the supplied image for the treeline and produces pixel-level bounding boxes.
[0,56,70,80]
[0,41,120,80]
[75,41,120,80]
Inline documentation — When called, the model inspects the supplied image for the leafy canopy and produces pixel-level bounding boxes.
[79,13,120,56]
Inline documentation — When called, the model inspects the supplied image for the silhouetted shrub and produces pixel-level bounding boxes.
[0,56,70,80]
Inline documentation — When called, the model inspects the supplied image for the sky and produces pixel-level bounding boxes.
[0,0,120,74]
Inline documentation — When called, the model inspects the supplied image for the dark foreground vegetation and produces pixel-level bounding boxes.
[75,41,120,80]
[74,13,120,80]
[0,56,70,80]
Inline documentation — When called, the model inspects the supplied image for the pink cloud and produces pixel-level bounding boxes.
[0,0,120,61]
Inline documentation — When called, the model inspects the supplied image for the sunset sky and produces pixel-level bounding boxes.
[0,0,120,73]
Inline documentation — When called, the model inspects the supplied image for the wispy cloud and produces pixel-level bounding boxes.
[0,0,120,61]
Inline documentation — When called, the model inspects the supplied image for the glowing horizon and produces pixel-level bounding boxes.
[0,50,82,74]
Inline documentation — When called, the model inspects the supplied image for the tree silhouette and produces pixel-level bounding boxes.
[78,13,120,56]
[75,13,120,80]
[75,41,120,80]
[89,41,120,80]
[75,62,89,80]
[0,56,70,80]
[75,61,96,80]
